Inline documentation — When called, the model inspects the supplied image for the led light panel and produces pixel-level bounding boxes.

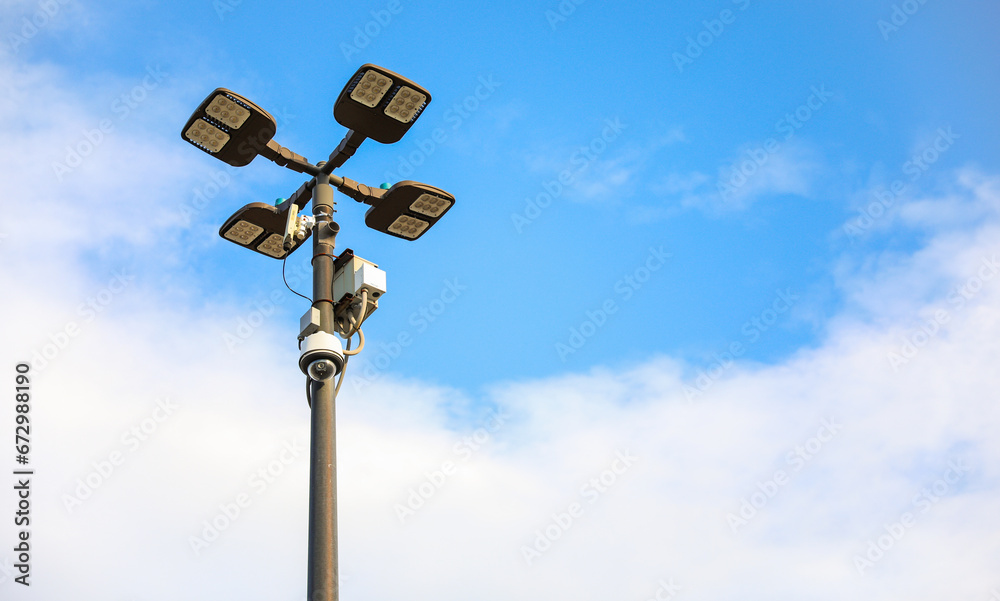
[220,203,311,259]
[206,94,250,129]
[184,119,230,154]
[223,220,264,245]
[334,64,431,144]
[365,181,454,241]
[409,193,451,218]
[350,70,392,108]
[384,86,427,124]
[256,233,287,258]
[387,215,429,239]
[181,87,277,167]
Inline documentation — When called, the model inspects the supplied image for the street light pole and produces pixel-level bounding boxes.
[181,65,455,600]
[307,171,340,601]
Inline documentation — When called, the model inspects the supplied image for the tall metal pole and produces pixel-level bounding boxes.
[307,171,339,601]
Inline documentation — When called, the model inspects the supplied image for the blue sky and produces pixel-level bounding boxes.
[7,0,997,388]
[2,1,1000,600]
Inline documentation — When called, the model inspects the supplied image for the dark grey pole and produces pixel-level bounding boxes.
[307,172,339,601]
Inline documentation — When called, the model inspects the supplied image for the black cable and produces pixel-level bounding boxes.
[283,256,311,304]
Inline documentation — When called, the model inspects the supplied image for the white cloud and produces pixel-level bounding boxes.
[3,54,1000,601]
[1,1,92,60]
[522,124,686,207]
[628,140,825,224]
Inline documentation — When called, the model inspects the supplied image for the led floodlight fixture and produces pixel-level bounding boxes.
[219,202,311,259]
[364,181,454,240]
[333,64,431,144]
[182,88,277,167]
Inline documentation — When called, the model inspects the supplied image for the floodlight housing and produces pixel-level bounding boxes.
[219,202,310,259]
[333,65,431,144]
[182,88,277,167]
[364,181,455,240]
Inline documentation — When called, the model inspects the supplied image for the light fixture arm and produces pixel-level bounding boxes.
[335,176,386,206]
[260,139,322,176]
[259,133,369,178]
[279,175,385,213]
[321,130,368,175]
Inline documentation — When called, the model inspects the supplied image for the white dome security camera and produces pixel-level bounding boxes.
[299,331,345,381]
[307,358,339,381]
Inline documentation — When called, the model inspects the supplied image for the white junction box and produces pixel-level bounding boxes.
[333,255,386,303]
[328,252,387,337]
